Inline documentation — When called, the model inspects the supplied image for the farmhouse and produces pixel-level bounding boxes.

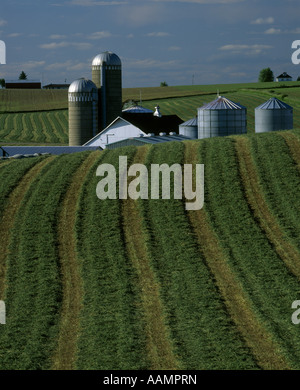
[276,72,292,82]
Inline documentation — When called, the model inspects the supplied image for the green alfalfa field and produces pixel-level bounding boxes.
[1,83,300,369]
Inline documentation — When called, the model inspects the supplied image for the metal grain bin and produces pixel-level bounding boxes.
[198,96,247,139]
[255,97,293,133]
[68,78,98,146]
[179,117,198,139]
[92,51,122,131]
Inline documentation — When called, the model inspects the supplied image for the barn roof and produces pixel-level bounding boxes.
[121,112,184,134]
[106,133,191,149]
[0,146,101,158]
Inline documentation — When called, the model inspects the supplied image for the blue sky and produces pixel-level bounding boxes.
[0,0,300,88]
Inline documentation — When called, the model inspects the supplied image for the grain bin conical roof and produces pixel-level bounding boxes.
[255,97,293,110]
[200,96,246,110]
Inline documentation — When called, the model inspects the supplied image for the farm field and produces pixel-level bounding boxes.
[0,81,300,144]
[1,128,300,369]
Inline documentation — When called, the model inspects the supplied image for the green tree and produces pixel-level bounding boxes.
[19,71,28,80]
[160,81,168,87]
[0,79,5,88]
[258,68,274,82]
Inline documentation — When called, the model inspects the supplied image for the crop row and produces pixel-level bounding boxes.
[0,153,86,369]
[74,147,149,369]
[200,135,300,368]
[0,110,68,144]
[135,141,258,369]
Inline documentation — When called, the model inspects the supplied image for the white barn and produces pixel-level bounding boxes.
[84,112,183,149]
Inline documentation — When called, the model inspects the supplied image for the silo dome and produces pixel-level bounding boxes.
[68,78,98,146]
[92,51,121,67]
[255,97,293,133]
[68,77,98,93]
[198,96,247,139]
[179,117,198,139]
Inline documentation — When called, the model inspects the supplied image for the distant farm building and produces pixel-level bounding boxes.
[43,83,70,90]
[276,72,292,82]
[5,80,41,89]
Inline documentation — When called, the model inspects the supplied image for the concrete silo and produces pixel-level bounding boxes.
[68,78,98,146]
[179,117,198,139]
[255,97,293,133]
[197,96,247,139]
[92,51,122,131]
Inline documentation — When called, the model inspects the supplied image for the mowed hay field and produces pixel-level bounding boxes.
[1,81,300,144]
[1,129,300,369]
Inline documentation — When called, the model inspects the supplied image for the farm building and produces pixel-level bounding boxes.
[92,51,122,131]
[43,83,70,89]
[255,97,293,133]
[5,80,41,89]
[197,96,247,139]
[179,117,198,139]
[106,133,191,149]
[83,112,184,149]
[276,72,292,82]
[0,146,101,159]
[68,78,98,146]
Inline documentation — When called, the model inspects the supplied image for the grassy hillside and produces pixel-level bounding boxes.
[0,81,300,145]
[1,129,300,369]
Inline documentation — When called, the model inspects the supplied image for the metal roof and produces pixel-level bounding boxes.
[92,51,121,67]
[180,117,198,126]
[106,134,191,149]
[0,146,101,157]
[255,97,293,110]
[122,105,154,114]
[200,96,246,110]
[68,78,97,93]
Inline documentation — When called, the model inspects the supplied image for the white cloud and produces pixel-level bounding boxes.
[0,19,7,27]
[251,17,274,25]
[168,46,181,51]
[124,57,181,70]
[40,41,69,49]
[67,0,128,5]
[219,44,273,54]
[50,34,67,39]
[24,60,46,69]
[153,0,244,2]
[45,60,88,71]
[146,32,170,37]
[116,4,165,27]
[88,31,112,39]
[264,28,281,34]
[7,33,23,38]
[40,41,92,50]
